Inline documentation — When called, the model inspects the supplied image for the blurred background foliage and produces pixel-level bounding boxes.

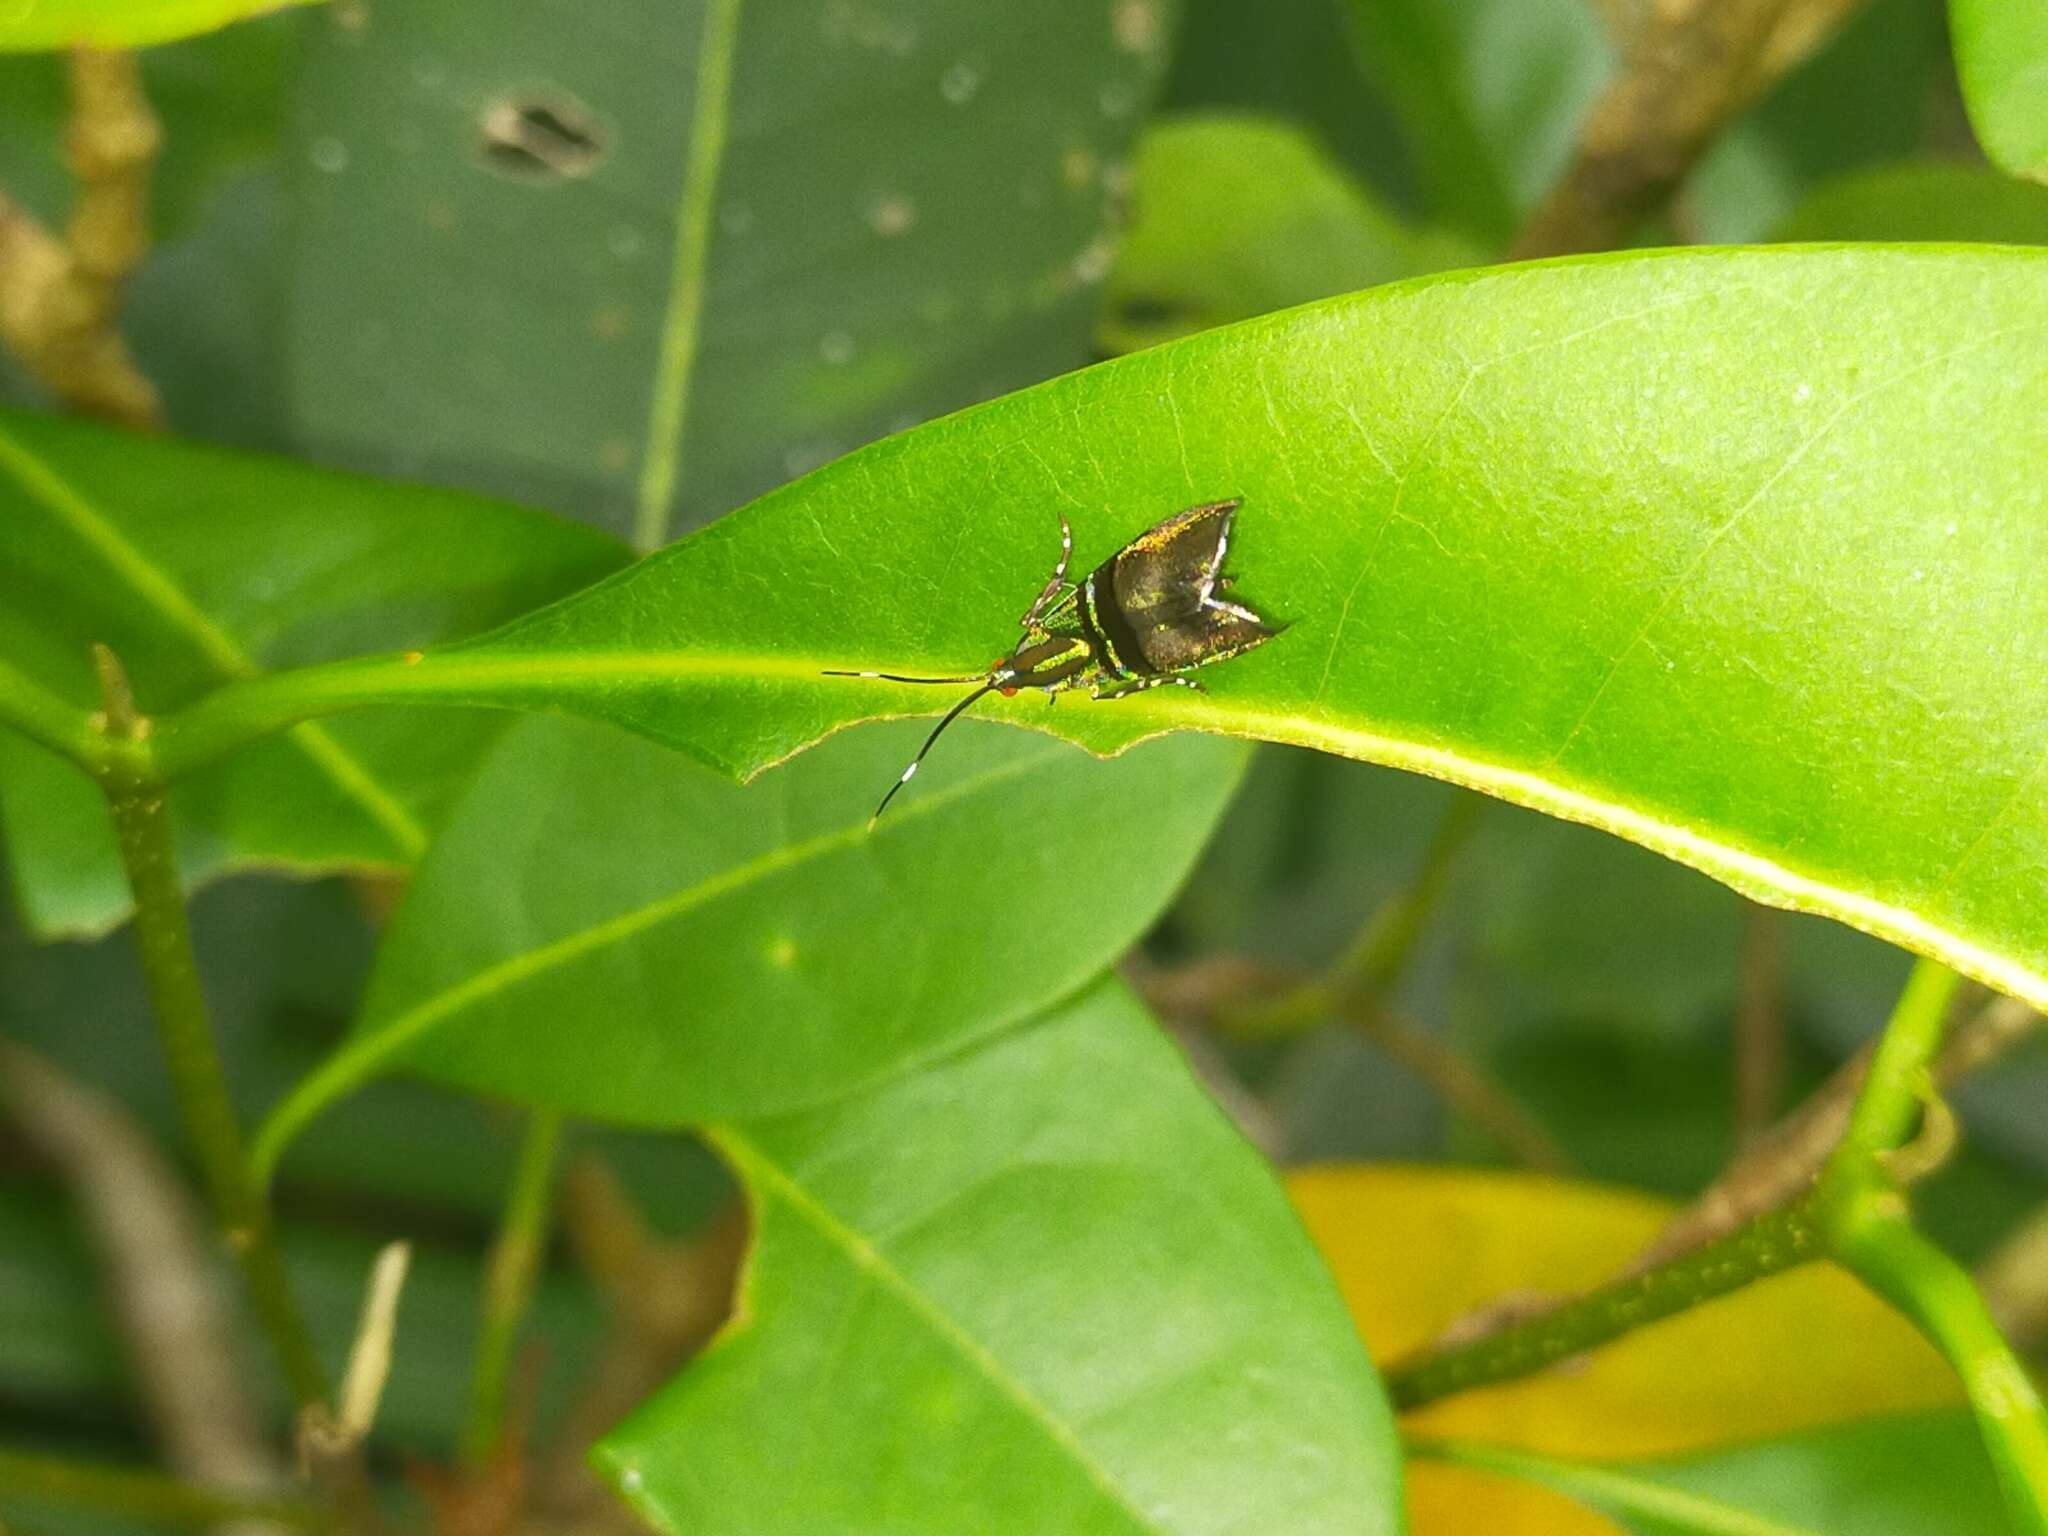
[4,0,2048,1530]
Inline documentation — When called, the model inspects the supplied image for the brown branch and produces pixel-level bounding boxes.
[1509,0,1874,258]
[0,1042,287,1517]
[532,1155,745,1525]
[1636,992,2036,1268]
[0,49,161,426]
[1980,1204,2048,1352]
[1130,956,1573,1174]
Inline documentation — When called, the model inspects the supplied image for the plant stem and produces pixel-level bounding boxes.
[1405,1437,1808,1536]
[1821,958,1958,1183]
[1831,1207,2048,1535]
[1809,958,2048,1533]
[92,645,327,1410]
[1385,1198,1823,1410]
[0,1447,322,1532]
[461,1109,566,1465]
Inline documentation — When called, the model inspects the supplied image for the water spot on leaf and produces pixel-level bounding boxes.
[819,331,856,364]
[940,61,982,105]
[309,137,350,174]
[765,934,799,969]
[478,93,608,180]
[865,194,916,237]
[721,202,754,235]
[1097,81,1135,119]
[1113,0,1161,53]
[607,224,643,259]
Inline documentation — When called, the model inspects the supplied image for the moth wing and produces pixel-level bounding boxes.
[1111,500,1240,615]
[1134,595,1278,673]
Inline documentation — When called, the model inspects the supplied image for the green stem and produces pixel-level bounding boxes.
[0,656,104,766]
[1810,958,2048,1533]
[632,0,745,550]
[460,1109,566,1465]
[93,647,327,1410]
[1334,789,1484,999]
[1831,1207,2048,1534]
[1404,1438,1813,1536]
[1385,1198,1824,1411]
[0,1447,323,1532]
[1821,957,1958,1184]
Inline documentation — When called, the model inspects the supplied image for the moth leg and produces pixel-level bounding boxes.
[1017,514,1077,631]
[1092,674,1206,702]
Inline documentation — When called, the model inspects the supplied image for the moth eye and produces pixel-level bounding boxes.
[1000,687,1019,698]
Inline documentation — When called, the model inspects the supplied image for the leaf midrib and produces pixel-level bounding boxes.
[715,1127,1170,1536]
[632,0,746,550]
[251,737,1068,1184]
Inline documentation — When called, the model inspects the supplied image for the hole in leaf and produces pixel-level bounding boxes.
[478,93,608,180]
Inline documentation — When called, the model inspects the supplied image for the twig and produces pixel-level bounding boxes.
[461,1110,565,1466]
[534,1156,744,1520]
[0,50,160,425]
[1386,1197,1823,1409]
[1509,0,1874,258]
[0,1042,285,1503]
[1733,903,1784,1141]
[1979,1204,2048,1351]
[1637,992,2038,1268]
[90,644,327,1410]
[297,1243,409,1536]
[0,1450,320,1534]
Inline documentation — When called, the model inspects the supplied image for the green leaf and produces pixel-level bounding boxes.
[1951,0,2048,183]
[258,715,1245,1160]
[168,247,2048,1013]
[1339,0,1612,244]
[599,979,1401,1535]
[1770,162,2048,244]
[0,0,317,51]
[1103,112,1480,353]
[282,0,1173,542]
[1412,1410,2007,1534]
[0,409,626,937]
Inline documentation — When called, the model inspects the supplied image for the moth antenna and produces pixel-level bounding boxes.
[871,681,998,821]
[824,668,988,684]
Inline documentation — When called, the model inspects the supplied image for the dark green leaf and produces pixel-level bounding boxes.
[1103,113,1479,352]
[1769,162,2048,243]
[1339,0,1611,244]
[1413,1409,2007,1534]
[261,714,1244,1152]
[600,980,1401,1535]
[283,0,1174,541]
[0,408,626,936]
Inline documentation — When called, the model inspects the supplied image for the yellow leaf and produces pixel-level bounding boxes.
[1288,1165,1963,1530]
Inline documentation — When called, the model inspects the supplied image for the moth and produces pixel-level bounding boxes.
[827,499,1280,818]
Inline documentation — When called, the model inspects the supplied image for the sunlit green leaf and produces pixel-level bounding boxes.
[0,0,317,51]
[168,248,2048,1012]
[260,715,1244,1152]
[1951,0,2048,183]
[0,409,626,936]
[600,980,1401,1536]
